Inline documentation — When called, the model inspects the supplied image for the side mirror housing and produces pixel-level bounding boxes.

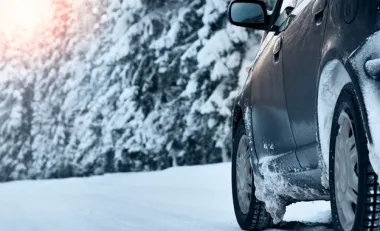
[228,0,284,31]
[228,0,270,30]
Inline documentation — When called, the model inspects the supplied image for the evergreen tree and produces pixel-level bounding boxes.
[0,0,262,181]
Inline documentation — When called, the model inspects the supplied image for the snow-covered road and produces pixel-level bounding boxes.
[0,163,332,231]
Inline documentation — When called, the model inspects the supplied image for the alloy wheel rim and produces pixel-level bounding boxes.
[236,134,252,215]
[335,111,359,231]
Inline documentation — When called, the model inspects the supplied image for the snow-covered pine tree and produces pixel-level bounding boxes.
[0,0,262,181]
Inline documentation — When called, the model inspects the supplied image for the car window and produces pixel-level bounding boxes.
[296,0,305,7]
[281,0,298,11]
[264,0,276,11]
[265,0,302,12]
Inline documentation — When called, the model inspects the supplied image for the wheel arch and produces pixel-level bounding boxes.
[232,100,261,168]
[317,59,352,188]
[317,56,375,188]
[232,104,243,139]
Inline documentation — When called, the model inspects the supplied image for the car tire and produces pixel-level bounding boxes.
[232,120,273,230]
[330,86,380,231]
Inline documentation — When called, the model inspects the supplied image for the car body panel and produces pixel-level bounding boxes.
[282,0,328,169]
[320,0,380,145]
[249,34,298,163]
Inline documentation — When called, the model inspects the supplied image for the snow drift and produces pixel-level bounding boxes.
[0,163,332,231]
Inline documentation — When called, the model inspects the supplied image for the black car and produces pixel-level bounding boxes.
[229,0,380,230]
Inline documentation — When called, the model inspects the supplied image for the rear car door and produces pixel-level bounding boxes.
[282,0,328,169]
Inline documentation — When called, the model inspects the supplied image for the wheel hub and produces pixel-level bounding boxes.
[335,111,359,231]
[236,135,252,215]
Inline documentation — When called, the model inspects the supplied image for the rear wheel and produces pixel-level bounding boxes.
[330,86,380,231]
[232,120,273,230]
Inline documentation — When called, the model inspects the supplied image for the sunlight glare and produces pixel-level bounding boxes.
[0,0,54,40]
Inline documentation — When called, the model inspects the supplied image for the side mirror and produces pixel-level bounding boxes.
[228,0,272,31]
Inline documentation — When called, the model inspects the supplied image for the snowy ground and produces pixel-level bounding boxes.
[0,163,332,231]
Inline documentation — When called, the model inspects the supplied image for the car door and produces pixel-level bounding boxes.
[249,30,300,172]
[282,0,328,169]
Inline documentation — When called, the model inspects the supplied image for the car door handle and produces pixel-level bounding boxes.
[312,0,327,25]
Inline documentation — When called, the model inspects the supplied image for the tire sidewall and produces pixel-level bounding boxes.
[232,120,256,229]
[329,85,368,231]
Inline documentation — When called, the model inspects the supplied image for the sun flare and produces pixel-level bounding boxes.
[0,0,54,40]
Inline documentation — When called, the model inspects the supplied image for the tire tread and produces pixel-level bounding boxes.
[248,200,272,230]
